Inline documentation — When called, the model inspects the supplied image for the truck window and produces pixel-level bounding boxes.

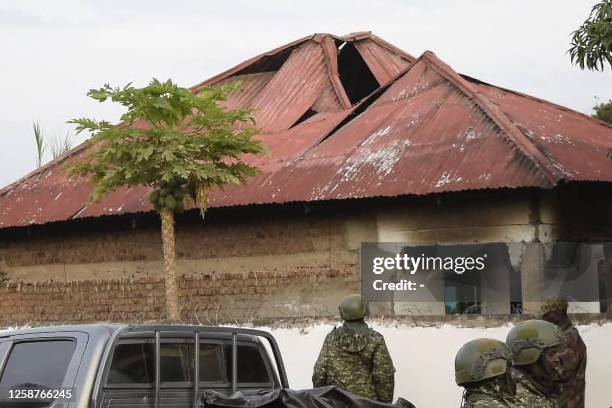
[107,340,271,387]
[108,343,154,384]
[199,343,224,383]
[160,343,192,383]
[109,342,198,385]
[224,344,270,384]
[0,340,76,390]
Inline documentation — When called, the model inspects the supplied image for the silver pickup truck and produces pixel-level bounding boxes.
[0,324,289,408]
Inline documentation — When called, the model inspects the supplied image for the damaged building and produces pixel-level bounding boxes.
[0,32,611,324]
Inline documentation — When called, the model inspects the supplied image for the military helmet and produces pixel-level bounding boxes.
[506,319,564,366]
[339,294,368,321]
[455,338,511,385]
[539,298,569,317]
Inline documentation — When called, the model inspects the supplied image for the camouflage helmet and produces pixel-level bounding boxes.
[454,338,511,385]
[539,298,569,317]
[506,320,564,366]
[339,294,368,321]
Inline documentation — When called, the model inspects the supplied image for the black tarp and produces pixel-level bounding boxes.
[199,386,415,408]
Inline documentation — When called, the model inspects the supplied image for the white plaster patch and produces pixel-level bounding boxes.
[435,170,464,188]
[552,133,573,145]
[311,139,410,200]
[363,126,391,146]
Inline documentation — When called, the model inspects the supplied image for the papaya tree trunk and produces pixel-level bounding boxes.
[160,207,180,321]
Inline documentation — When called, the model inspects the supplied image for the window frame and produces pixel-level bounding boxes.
[0,332,88,404]
[103,338,156,390]
[101,335,275,390]
[223,341,275,388]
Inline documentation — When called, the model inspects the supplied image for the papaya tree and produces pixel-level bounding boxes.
[68,79,263,321]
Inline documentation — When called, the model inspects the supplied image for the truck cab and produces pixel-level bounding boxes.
[0,324,289,408]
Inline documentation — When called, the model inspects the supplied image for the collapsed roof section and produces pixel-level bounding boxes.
[192,32,414,131]
[0,33,611,229]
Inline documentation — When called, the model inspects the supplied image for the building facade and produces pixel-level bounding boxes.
[0,33,611,325]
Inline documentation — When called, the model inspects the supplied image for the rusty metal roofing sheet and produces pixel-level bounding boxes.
[249,41,334,132]
[354,38,413,85]
[473,82,612,182]
[0,33,610,229]
[216,72,276,110]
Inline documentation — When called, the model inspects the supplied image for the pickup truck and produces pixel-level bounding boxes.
[0,324,289,408]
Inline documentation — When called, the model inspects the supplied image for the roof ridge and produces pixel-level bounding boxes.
[420,51,560,186]
[460,73,612,130]
[350,32,416,63]
[319,36,352,109]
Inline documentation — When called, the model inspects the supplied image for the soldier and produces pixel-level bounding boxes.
[312,294,395,402]
[506,320,562,407]
[540,299,587,408]
[455,338,515,407]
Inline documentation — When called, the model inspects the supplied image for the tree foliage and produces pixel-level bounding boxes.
[570,0,612,70]
[68,79,264,209]
[68,78,263,320]
[592,98,612,123]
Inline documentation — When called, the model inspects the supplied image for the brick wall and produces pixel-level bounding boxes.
[0,266,358,326]
[0,207,366,326]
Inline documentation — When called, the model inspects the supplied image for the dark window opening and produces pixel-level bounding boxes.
[199,343,225,383]
[0,340,76,390]
[108,343,154,384]
[160,343,192,383]
[510,266,523,315]
[107,341,263,386]
[337,42,380,104]
[290,108,318,128]
[224,345,270,384]
[444,275,482,315]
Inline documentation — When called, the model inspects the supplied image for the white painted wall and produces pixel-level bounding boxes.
[265,322,612,408]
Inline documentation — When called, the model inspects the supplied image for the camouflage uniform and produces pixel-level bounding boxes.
[461,372,554,408]
[509,367,554,408]
[312,320,395,402]
[541,299,587,408]
[461,381,515,407]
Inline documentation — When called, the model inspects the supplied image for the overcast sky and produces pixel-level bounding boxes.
[1,0,611,188]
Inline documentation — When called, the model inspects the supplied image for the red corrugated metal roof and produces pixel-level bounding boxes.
[0,33,610,229]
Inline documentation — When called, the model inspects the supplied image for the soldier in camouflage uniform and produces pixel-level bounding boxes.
[312,294,395,402]
[540,299,587,408]
[455,338,516,407]
[506,320,562,407]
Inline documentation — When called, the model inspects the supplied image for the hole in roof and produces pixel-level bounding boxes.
[290,108,318,128]
[337,43,379,105]
[235,47,294,76]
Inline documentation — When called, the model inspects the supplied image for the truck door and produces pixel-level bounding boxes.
[0,332,88,408]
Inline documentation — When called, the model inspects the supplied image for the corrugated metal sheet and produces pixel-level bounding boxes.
[354,38,413,85]
[216,72,276,110]
[248,41,332,132]
[0,33,611,229]
[473,82,612,182]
